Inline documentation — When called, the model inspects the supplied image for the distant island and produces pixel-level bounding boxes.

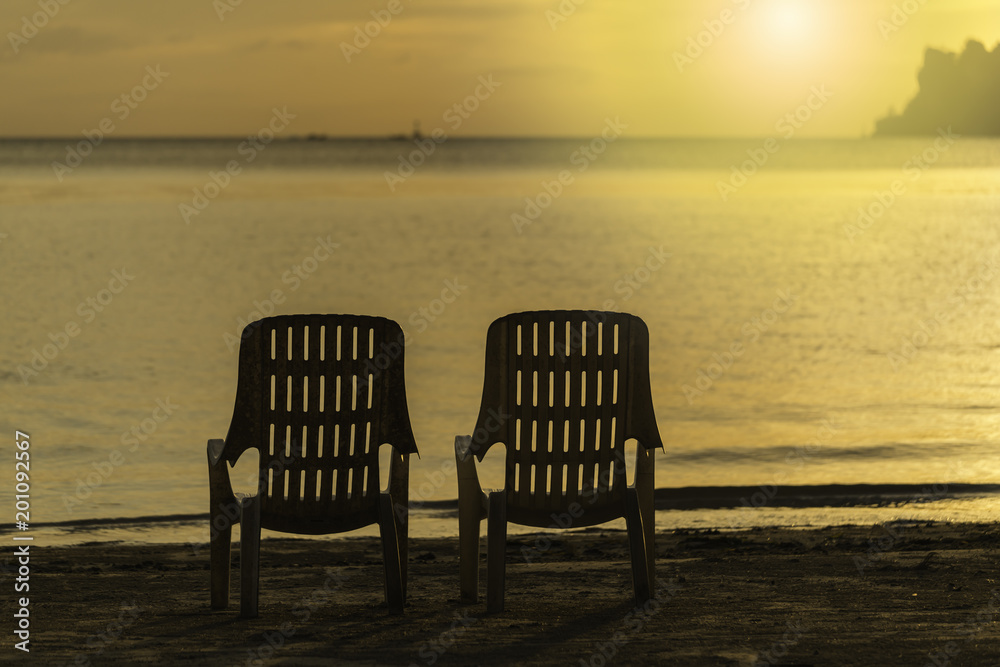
[875,39,1000,136]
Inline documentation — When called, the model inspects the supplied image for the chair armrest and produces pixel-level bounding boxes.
[631,442,655,491]
[457,435,489,604]
[207,438,237,506]
[208,438,227,466]
[455,435,475,462]
[387,447,410,506]
[456,435,488,519]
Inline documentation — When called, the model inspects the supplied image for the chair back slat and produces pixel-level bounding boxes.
[224,314,416,535]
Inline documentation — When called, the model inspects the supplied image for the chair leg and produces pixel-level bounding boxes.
[486,489,507,613]
[625,487,651,606]
[459,497,482,605]
[389,451,409,603]
[379,492,404,614]
[457,436,484,604]
[400,488,409,603]
[210,507,233,610]
[636,446,656,584]
[208,439,237,610]
[240,494,262,619]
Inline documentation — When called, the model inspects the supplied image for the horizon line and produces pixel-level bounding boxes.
[0,133,909,142]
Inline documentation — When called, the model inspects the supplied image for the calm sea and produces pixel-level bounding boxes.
[1,137,999,544]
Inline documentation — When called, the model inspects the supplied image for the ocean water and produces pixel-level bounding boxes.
[1,137,999,545]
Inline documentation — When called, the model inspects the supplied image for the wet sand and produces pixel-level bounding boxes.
[6,522,1000,665]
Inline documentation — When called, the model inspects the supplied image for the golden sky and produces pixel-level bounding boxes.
[1,0,998,137]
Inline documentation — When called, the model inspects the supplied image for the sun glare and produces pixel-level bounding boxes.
[736,0,842,72]
[766,1,814,37]
[717,0,850,125]
[760,0,817,48]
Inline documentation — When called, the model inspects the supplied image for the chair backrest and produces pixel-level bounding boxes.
[469,311,661,528]
[223,314,417,534]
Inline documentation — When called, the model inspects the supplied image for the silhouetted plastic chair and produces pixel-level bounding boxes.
[208,314,418,618]
[456,311,662,612]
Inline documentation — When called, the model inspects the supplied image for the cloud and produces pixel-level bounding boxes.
[406,0,540,20]
[242,39,310,53]
[875,39,1000,136]
[0,26,135,65]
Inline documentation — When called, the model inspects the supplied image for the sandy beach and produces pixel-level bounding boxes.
[6,2,1000,666]
[5,522,1000,666]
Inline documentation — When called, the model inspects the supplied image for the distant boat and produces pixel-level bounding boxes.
[389,120,422,142]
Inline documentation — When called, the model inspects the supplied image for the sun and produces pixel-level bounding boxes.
[736,0,842,70]
[759,0,818,48]
[719,0,848,117]
[766,1,814,35]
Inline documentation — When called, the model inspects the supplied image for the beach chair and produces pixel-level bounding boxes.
[208,314,418,618]
[456,311,662,612]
